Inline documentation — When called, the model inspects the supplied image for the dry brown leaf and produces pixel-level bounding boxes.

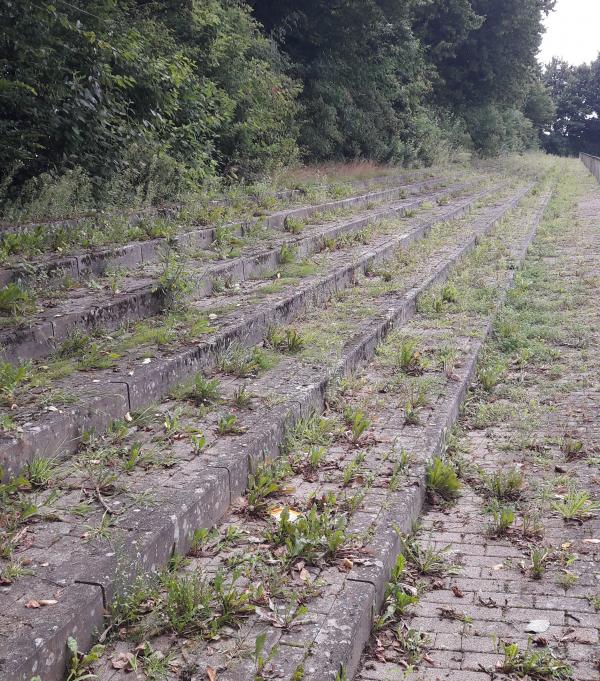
[26,598,58,608]
[338,558,353,572]
[111,652,135,670]
[206,666,217,681]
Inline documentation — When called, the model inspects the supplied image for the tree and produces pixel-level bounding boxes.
[543,56,600,156]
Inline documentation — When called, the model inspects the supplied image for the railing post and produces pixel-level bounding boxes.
[580,152,600,184]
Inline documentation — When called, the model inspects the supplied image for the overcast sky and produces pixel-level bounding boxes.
[539,0,600,65]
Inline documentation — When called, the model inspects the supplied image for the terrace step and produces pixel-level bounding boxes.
[0,172,420,236]
[0,184,502,480]
[0,178,466,364]
[0,183,541,681]
[0,173,435,283]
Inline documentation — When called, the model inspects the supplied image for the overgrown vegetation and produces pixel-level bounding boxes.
[0,0,563,222]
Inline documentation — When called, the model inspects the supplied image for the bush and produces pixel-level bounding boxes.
[0,0,299,218]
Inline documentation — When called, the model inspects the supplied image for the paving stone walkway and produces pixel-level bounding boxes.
[358,169,600,680]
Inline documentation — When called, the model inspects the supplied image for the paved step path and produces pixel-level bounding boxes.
[0,155,569,681]
[357,161,600,680]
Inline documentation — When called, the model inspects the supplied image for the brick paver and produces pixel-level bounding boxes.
[358,165,600,680]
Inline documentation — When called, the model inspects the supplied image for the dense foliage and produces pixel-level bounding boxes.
[0,0,571,216]
[542,57,600,157]
[0,0,298,208]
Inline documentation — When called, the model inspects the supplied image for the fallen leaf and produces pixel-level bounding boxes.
[25,600,40,608]
[269,507,301,522]
[206,666,217,681]
[111,652,136,670]
[583,538,600,544]
[338,558,353,572]
[451,585,464,598]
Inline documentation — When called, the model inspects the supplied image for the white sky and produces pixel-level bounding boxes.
[539,0,600,65]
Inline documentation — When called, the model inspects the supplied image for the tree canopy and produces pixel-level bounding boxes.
[1,0,586,214]
[542,57,600,156]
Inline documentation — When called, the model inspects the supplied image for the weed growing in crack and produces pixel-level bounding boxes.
[25,456,56,488]
[586,594,600,611]
[0,282,36,316]
[400,536,460,576]
[396,338,424,375]
[190,433,207,454]
[217,414,245,435]
[477,359,506,392]
[374,554,419,629]
[0,558,33,583]
[139,643,174,681]
[485,500,515,536]
[441,283,459,304]
[426,457,460,501]
[154,246,193,310]
[527,546,551,580]
[393,624,430,665]
[343,406,370,443]
[66,636,105,681]
[162,573,213,634]
[307,445,327,472]
[283,413,336,453]
[561,436,584,459]
[479,466,524,501]
[557,570,579,591]
[266,505,347,566]
[284,216,304,234]
[211,276,226,294]
[342,489,366,514]
[212,225,242,259]
[266,326,305,353]
[496,640,572,679]
[436,345,459,375]
[0,360,30,404]
[520,507,545,539]
[469,402,513,430]
[232,384,252,408]
[551,488,599,521]
[389,450,412,491]
[246,459,291,516]
[279,243,296,265]
[78,342,120,371]
[83,511,114,541]
[342,451,366,487]
[218,343,275,378]
[253,631,278,680]
[175,374,221,406]
[163,407,184,436]
[403,398,421,425]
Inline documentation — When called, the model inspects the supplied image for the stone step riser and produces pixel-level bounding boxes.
[304,191,552,681]
[0,186,535,681]
[1,188,491,480]
[0,174,421,286]
[0,180,460,365]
